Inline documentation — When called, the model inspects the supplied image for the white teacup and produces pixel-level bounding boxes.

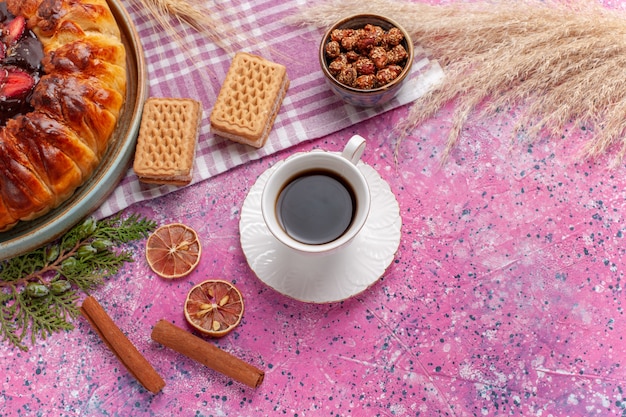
[261,135,371,255]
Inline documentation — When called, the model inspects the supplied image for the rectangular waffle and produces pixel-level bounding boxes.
[210,52,289,148]
[133,98,202,186]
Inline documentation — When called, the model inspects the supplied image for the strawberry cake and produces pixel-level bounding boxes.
[0,0,126,231]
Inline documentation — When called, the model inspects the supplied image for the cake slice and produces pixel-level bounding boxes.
[133,98,202,186]
[210,52,289,148]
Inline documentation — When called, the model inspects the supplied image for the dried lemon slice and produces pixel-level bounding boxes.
[184,280,244,337]
[146,223,201,279]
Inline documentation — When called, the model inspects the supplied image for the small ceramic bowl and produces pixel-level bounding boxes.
[319,14,414,108]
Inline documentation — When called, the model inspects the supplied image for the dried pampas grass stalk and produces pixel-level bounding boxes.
[130,0,243,56]
[290,0,626,165]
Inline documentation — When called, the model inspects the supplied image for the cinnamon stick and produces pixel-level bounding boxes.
[151,319,264,388]
[81,296,165,394]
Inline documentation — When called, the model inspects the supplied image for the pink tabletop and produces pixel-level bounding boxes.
[2,1,626,416]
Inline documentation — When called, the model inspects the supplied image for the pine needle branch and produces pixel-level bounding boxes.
[0,291,25,351]
[0,213,157,351]
[93,213,157,244]
[16,291,75,346]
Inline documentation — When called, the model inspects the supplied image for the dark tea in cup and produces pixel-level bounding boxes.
[276,170,356,245]
[261,135,370,255]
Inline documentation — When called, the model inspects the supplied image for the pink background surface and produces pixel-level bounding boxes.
[3,1,626,416]
[3,104,626,416]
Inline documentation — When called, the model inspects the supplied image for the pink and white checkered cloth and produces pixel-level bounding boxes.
[94,0,443,218]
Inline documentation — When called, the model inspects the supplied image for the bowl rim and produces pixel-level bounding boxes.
[319,13,415,94]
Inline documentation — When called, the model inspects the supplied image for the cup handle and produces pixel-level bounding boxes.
[341,135,366,165]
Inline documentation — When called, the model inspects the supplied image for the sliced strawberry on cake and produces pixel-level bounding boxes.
[2,14,23,45]
[1,67,34,99]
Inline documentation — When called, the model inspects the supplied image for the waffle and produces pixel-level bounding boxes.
[210,52,289,148]
[133,98,202,186]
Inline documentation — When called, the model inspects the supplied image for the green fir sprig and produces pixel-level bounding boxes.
[0,214,157,351]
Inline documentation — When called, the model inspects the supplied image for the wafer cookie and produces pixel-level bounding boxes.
[133,98,202,186]
[210,52,289,148]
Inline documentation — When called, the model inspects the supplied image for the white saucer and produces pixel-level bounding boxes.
[239,158,402,303]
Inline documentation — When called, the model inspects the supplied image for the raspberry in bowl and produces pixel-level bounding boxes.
[319,14,414,108]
